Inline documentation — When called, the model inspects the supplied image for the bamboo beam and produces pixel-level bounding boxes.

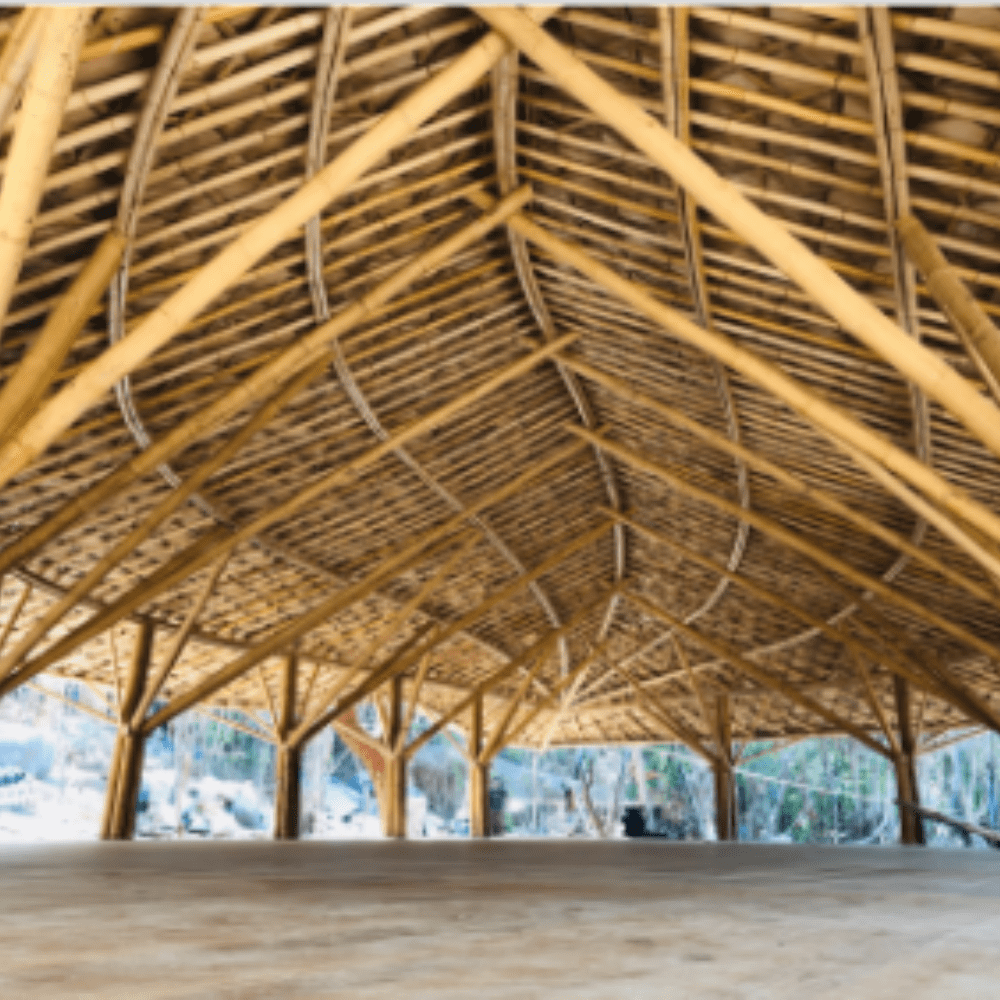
[581,431,1000,731]
[606,509,962,718]
[301,527,613,749]
[0,7,559,489]
[0,333,577,700]
[394,650,434,757]
[0,8,90,336]
[0,360,325,685]
[493,201,1000,553]
[292,533,476,739]
[403,592,612,761]
[611,656,717,763]
[0,10,41,135]
[480,648,552,762]
[477,8,1000,463]
[130,553,232,728]
[0,186,537,586]
[898,214,1000,403]
[0,580,31,657]
[850,649,901,757]
[538,640,611,749]
[623,589,892,758]
[0,230,125,445]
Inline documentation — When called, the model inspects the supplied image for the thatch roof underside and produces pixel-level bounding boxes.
[0,5,999,761]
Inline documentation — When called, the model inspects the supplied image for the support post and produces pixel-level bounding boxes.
[273,650,300,840]
[469,695,490,838]
[381,675,406,838]
[713,694,737,842]
[100,621,154,840]
[894,676,925,846]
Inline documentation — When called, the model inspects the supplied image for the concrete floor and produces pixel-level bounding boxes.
[0,841,998,999]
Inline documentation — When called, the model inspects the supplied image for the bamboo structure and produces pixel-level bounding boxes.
[0,6,998,848]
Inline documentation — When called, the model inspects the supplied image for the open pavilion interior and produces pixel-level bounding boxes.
[0,4,999,995]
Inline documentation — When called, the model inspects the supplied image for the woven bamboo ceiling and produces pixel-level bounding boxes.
[0,5,999,761]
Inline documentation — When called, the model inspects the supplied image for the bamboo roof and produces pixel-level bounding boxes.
[1,6,999,763]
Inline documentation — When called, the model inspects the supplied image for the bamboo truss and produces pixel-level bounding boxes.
[0,5,998,832]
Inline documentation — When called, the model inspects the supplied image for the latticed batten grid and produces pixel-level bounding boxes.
[0,5,998,841]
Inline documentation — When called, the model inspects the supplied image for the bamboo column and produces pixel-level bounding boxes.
[382,675,407,839]
[100,621,154,840]
[273,651,300,840]
[0,8,91,336]
[894,676,925,846]
[713,694,737,842]
[469,695,490,838]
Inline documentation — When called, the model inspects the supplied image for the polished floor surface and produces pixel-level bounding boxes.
[1,840,998,999]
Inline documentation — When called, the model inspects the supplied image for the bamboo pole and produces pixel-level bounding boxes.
[0,8,91,337]
[469,696,489,837]
[898,214,1000,402]
[292,535,476,738]
[297,528,614,749]
[0,7,559,489]
[623,589,892,758]
[894,676,925,846]
[608,509,957,721]
[581,430,1000,732]
[0,186,537,584]
[403,593,612,761]
[0,10,41,135]
[713,693,737,841]
[0,332,578,700]
[0,230,125,445]
[102,621,154,840]
[557,355,998,605]
[469,193,1000,551]
[477,8,1000,463]
[0,360,325,685]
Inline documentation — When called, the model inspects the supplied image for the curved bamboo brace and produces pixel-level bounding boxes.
[301,22,570,683]
[0,333,578,700]
[108,8,203,496]
[656,7,750,625]
[0,190,536,587]
[149,519,612,736]
[622,590,892,759]
[493,48,626,645]
[0,7,559,491]
[500,205,1000,551]
[0,8,91,339]
[607,510,961,721]
[476,8,1000,463]
[578,430,1000,733]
